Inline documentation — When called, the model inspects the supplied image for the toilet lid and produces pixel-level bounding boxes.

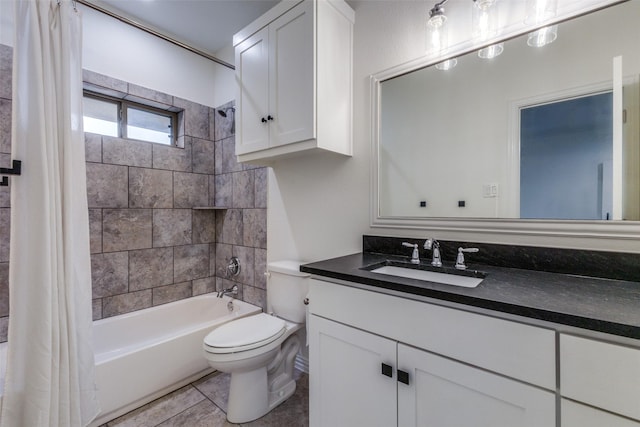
[204,313,286,353]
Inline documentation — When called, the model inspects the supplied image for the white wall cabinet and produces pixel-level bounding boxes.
[233,0,354,163]
[310,314,555,427]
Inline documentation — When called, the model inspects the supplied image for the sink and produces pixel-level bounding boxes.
[366,263,485,288]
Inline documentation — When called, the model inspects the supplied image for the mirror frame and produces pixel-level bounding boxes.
[369,0,640,241]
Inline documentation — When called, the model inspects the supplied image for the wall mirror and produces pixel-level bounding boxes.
[372,0,640,239]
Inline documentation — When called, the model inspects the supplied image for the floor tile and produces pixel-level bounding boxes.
[192,371,231,413]
[157,400,236,427]
[105,370,308,427]
[107,385,205,427]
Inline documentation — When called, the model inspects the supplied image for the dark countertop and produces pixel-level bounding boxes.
[301,252,640,340]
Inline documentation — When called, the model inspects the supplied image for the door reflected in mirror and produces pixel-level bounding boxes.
[377,1,640,221]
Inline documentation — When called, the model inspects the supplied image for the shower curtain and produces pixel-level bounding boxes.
[0,0,100,426]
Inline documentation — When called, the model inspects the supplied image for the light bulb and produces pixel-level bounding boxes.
[426,7,448,55]
[472,0,499,42]
[525,0,558,24]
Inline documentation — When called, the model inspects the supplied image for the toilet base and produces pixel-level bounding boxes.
[226,334,301,423]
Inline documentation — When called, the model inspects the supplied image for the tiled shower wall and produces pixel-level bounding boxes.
[0,44,268,342]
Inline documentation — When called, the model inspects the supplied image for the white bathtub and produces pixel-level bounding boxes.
[90,294,261,426]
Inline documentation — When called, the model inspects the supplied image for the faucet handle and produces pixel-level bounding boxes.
[402,242,420,264]
[455,247,479,270]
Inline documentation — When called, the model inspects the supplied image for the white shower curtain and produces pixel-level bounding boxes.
[1,0,100,426]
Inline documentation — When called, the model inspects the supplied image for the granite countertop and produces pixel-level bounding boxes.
[301,252,640,340]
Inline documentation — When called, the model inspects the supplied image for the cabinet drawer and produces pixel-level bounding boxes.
[310,279,555,390]
[561,334,640,421]
[562,399,640,427]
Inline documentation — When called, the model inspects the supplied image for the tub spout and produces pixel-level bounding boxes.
[217,284,238,298]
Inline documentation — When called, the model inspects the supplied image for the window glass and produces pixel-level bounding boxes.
[83,96,118,136]
[126,106,173,145]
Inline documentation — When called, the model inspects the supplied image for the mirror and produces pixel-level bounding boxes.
[375,1,639,225]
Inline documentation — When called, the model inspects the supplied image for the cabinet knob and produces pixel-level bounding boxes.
[267,115,274,121]
[261,117,267,123]
[381,363,393,378]
[397,369,410,385]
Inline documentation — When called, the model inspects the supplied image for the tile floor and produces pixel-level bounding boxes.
[102,370,309,427]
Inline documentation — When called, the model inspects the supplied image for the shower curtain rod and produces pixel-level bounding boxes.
[75,0,235,70]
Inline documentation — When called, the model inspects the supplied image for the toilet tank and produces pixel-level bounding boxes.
[267,261,310,323]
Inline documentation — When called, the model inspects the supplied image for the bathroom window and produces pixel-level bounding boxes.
[83,92,177,146]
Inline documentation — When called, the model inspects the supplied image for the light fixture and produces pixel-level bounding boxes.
[472,0,503,59]
[524,0,558,47]
[478,42,504,59]
[524,0,558,25]
[435,58,457,71]
[527,25,558,47]
[427,0,449,55]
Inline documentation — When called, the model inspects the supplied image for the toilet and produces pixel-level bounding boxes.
[202,260,309,423]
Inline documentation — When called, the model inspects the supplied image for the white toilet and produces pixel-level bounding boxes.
[202,261,309,423]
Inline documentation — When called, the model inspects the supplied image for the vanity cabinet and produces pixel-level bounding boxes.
[560,334,640,425]
[562,400,640,427]
[311,314,555,427]
[233,0,353,163]
[309,279,556,427]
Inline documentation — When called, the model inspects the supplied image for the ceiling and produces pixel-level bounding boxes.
[84,0,281,62]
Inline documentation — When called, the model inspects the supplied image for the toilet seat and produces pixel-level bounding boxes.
[204,313,286,354]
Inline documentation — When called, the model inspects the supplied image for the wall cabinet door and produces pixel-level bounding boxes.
[268,0,314,148]
[235,1,314,155]
[235,27,269,154]
[562,399,640,427]
[234,0,353,162]
[397,344,556,427]
[309,315,397,427]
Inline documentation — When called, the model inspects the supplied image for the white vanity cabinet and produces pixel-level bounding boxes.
[233,0,354,163]
[309,279,557,427]
[309,315,397,426]
[562,400,640,427]
[560,334,640,425]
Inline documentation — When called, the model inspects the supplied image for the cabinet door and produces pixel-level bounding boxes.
[397,344,555,427]
[562,399,640,427]
[268,0,314,148]
[309,315,397,427]
[235,27,270,154]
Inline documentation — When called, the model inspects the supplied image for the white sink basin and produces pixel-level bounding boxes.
[370,265,483,288]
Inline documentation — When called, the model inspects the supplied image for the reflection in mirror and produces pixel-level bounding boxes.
[520,92,613,220]
[378,1,640,221]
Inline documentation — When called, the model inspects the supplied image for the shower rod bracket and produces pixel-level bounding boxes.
[0,160,22,186]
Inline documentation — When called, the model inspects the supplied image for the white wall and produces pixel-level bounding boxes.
[268,0,639,266]
[0,1,234,108]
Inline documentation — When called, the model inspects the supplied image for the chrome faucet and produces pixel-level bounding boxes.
[402,242,420,264]
[423,238,442,267]
[217,284,238,298]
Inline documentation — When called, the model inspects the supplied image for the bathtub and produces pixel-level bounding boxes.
[90,294,261,426]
